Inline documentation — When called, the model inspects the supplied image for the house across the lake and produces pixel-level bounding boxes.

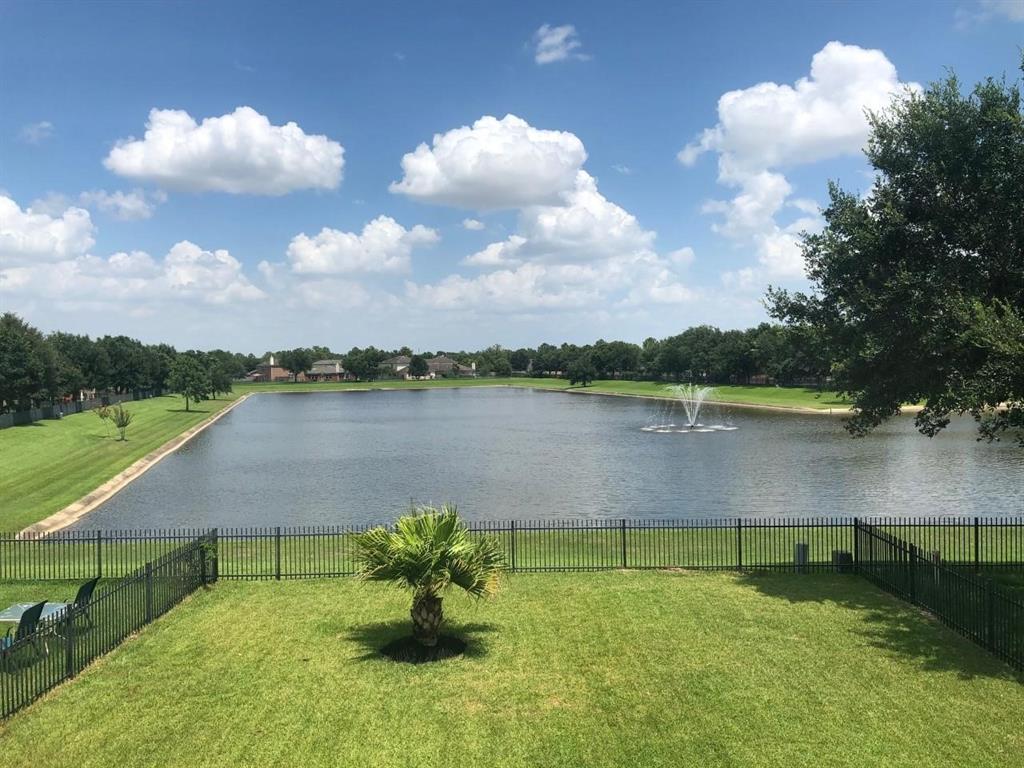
[380,355,412,376]
[306,359,353,382]
[246,354,293,383]
[380,354,476,379]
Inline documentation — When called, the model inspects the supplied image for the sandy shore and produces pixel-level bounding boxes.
[19,393,252,538]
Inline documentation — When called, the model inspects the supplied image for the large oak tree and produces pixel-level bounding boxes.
[768,66,1024,443]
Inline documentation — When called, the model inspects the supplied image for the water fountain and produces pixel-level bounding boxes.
[668,383,713,428]
[641,384,738,433]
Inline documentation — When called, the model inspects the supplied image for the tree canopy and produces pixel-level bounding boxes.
[768,68,1024,443]
[167,354,211,412]
[408,355,429,378]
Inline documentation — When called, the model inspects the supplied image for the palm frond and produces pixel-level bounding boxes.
[355,505,506,600]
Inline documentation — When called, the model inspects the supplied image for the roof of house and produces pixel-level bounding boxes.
[381,355,411,366]
[309,359,345,374]
[427,355,461,371]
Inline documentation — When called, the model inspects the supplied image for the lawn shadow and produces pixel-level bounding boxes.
[342,619,499,662]
[738,572,1023,683]
[165,408,210,414]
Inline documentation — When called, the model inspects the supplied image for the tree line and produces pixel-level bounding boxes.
[0,313,255,414]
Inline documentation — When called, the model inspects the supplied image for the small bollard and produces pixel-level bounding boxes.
[794,542,809,573]
[832,550,854,573]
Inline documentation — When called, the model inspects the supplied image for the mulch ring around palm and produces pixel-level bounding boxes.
[380,635,467,664]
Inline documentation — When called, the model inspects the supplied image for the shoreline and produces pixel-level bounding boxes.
[19,393,252,538]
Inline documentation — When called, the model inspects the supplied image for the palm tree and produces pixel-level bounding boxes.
[355,505,505,647]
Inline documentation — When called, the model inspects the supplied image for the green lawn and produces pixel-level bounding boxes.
[1,573,1020,767]
[0,394,238,533]
[238,378,850,410]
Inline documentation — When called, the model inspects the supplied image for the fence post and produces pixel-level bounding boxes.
[144,562,154,623]
[736,518,743,571]
[974,516,980,573]
[985,578,995,651]
[275,526,282,581]
[96,531,103,580]
[211,528,219,582]
[852,517,860,571]
[510,521,517,573]
[64,610,77,680]
[199,538,208,586]
[908,543,917,603]
[620,519,628,569]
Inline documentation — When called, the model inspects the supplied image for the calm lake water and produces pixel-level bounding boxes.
[73,388,1024,529]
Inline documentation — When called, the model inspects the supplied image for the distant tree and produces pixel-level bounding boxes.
[209,362,235,398]
[97,335,147,392]
[278,348,314,382]
[343,347,387,381]
[567,356,597,387]
[488,356,511,377]
[49,332,109,393]
[109,403,134,441]
[167,354,210,411]
[768,68,1024,442]
[0,313,53,412]
[509,348,532,372]
[142,343,176,393]
[408,355,429,378]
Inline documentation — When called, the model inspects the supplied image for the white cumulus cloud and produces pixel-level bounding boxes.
[462,218,485,231]
[412,171,694,310]
[533,24,588,65]
[104,106,344,195]
[680,41,917,281]
[0,195,96,266]
[0,240,264,309]
[286,216,439,275]
[389,114,587,209]
[462,171,655,268]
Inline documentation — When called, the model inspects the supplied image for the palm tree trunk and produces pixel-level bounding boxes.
[411,595,443,647]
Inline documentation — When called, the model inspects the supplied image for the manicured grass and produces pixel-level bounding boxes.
[1,573,1020,767]
[238,378,850,410]
[0,394,238,533]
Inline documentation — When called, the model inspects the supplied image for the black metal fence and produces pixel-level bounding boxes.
[1,533,214,719]
[0,391,151,430]
[856,522,1023,671]
[3,516,1022,581]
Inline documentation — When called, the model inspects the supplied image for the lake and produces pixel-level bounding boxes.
[72,388,1024,529]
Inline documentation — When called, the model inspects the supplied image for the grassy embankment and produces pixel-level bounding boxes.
[0,394,239,533]
[0,572,1020,767]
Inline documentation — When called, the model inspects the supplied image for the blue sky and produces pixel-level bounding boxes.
[1,0,1021,352]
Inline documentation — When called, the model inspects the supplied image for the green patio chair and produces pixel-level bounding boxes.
[70,577,100,628]
[0,601,48,671]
